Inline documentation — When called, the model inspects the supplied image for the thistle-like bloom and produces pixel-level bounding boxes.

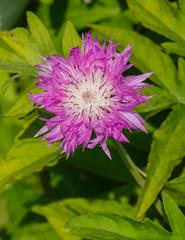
[30,33,152,159]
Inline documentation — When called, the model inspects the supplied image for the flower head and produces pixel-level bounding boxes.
[30,33,152,159]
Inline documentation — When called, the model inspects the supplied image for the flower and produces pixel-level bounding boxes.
[30,33,152,159]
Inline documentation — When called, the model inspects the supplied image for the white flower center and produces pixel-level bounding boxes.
[63,69,115,119]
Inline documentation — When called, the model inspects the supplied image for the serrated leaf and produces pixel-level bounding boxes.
[0,28,41,65]
[65,214,170,240]
[0,45,35,74]
[33,198,134,240]
[27,11,56,55]
[61,21,81,57]
[91,25,177,96]
[33,201,80,240]
[0,139,61,190]
[0,45,24,63]
[165,172,185,206]
[66,194,185,240]
[136,86,176,116]
[136,104,185,219]
[127,0,185,44]
[161,42,185,57]
[3,92,34,118]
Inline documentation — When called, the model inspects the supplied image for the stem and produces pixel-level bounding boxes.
[113,141,145,187]
[113,141,165,219]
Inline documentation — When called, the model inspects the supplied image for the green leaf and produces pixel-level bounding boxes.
[0,62,35,75]
[162,192,185,238]
[33,200,80,240]
[65,214,170,240]
[27,11,56,55]
[161,42,185,57]
[0,138,61,189]
[165,172,185,206]
[136,104,185,219]
[91,25,177,94]
[3,92,34,118]
[136,86,176,117]
[65,194,185,240]
[12,223,61,240]
[0,28,41,65]
[33,198,134,240]
[61,21,81,57]
[0,45,25,63]
[127,0,185,44]
[0,181,42,232]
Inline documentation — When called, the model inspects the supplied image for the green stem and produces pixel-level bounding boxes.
[113,141,165,219]
[113,141,145,187]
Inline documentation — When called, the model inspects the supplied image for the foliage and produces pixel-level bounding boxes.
[0,0,185,239]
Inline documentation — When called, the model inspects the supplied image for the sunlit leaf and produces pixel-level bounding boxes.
[0,28,41,65]
[127,0,185,44]
[12,223,61,240]
[66,194,185,240]
[61,21,81,57]
[136,104,185,219]
[33,198,134,240]
[27,11,56,56]
[0,139,61,189]
[161,42,185,57]
[3,92,34,118]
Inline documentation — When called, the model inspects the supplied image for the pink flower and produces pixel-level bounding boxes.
[30,33,152,159]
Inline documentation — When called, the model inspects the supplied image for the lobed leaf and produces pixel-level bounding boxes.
[65,214,170,240]
[27,11,56,56]
[61,21,81,57]
[0,138,61,190]
[136,104,185,219]
[33,198,134,240]
[127,0,185,44]
[65,194,185,240]
[0,28,41,65]
[3,92,34,118]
